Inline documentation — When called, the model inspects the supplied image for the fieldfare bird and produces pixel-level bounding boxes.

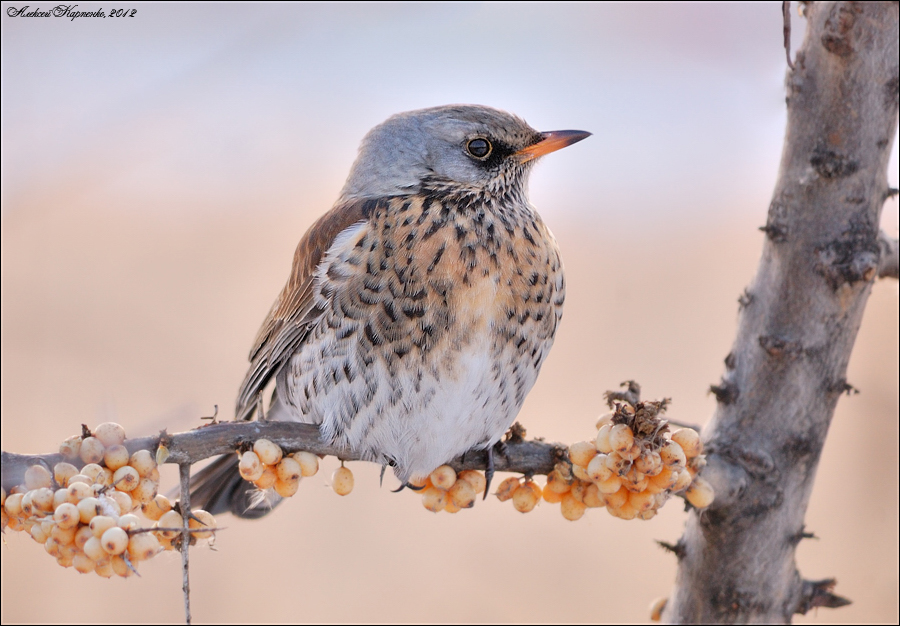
[191,105,590,517]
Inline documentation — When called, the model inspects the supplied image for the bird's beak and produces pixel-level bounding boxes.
[515,130,591,162]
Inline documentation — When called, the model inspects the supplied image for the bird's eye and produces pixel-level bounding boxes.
[466,138,492,160]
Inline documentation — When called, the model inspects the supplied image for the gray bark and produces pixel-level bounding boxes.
[665,2,898,623]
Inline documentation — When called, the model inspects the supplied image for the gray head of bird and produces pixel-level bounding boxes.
[339,104,590,202]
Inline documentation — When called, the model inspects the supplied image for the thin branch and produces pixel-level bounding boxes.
[179,463,192,626]
[0,421,561,491]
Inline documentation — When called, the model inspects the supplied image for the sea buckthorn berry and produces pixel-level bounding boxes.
[74,525,94,550]
[568,441,597,468]
[129,449,157,477]
[608,424,635,453]
[560,493,587,521]
[77,497,102,524]
[607,501,638,520]
[628,490,655,512]
[254,466,278,490]
[105,490,132,514]
[239,451,264,482]
[24,464,52,490]
[622,469,649,493]
[595,412,615,430]
[495,477,520,502]
[671,428,702,458]
[457,470,486,495]
[671,469,693,493]
[421,486,448,512]
[429,465,457,490]
[95,468,114,487]
[53,462,79,487]
[130,478,159,505]
[51,524,77,545]
[569,481,586,503]
[448,479,477,509]
[110,555,135,578]
[274,477,301,498]
[93,422,127,447]
[545,470,572,495]
[605,452,630,476]
[572,464,592,482]
[157,510,184,539]
[59,435,82,460]
[597,475,623,495]
[30,523,49,544]
[587,454,612,483]
[620,443,642,462]
[542,487,564,504]
[292,451,320,477]
[583,483,605,508]
[101,526,129,555]
[685,477,715,509]
[604,486,629,509]
[127,532,161,561]
[253,439,283,466]
[659,441,687,468]
[113,466,140,492]
[79,437,106,465]
[142,495,173,521]
[80,463,103,482]
[20,491,36,517]
[44,537,61,556]
[103,445,130,471]
[83,536,105,561]
[117,513,141,531]
[90,515,118,539]
[276,458,302,483]
[635,451,663,476]
[73,553,96,574]
[331,467,354,496]
[94,559,114,578]
[512,482,540,513]
[189,510,217,539]
[595,424,613,453]
[53,502,80,529]
[66,475,91,488]
[443,499,461,514]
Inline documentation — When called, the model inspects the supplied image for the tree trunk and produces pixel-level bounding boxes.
[665,2,899,623]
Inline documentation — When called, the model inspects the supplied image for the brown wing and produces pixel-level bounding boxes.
[234,198,376,421]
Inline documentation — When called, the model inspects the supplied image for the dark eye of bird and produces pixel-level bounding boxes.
[466,138,492,160]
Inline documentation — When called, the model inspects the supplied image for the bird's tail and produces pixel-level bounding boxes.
[189,453,282,519]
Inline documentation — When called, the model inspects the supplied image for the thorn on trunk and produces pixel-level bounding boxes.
[709,380,739,405]
[797,578,851,615]
[656,540,685,559]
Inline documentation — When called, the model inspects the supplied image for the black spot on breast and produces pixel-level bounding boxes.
[364,322,382,346]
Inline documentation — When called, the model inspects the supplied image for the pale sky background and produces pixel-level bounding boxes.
[2,3,898,623]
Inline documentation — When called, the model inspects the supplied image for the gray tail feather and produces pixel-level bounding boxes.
[189,454,282,519]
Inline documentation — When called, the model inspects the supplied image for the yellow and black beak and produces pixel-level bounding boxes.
[515,130,591,162]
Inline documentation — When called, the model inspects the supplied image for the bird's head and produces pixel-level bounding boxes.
[339,104,590,201]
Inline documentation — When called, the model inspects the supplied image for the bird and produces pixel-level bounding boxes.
[190,105,590,517]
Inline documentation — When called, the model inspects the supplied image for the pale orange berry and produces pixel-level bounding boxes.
[443,499,461,514]
[239,451,265,482]
[605,452,630,476]
[457,470,486,495]
[95,468,114,488]
[101,526,129,555]
[93,422,126,447]
[495,477,520,502]
[59,435,82,460]
[635,451,662,476]
[685,477,715,509]
[105,490,133,514]
[276,457,302,483]
[90,515,118,539]
[671,428,702,458]
[622,469,649,493]
[607,500,638,520]
[128,532,161,561]
[560,493,587,521]
[604,486,629,509]
[572,464,592,482]
[77,497,102,524]
[620,443,642,462]
[56,552,75,568]
[292,451,319,477]
[189,510,217,539]
[80,463,104,482]
[157,510,184,539]
[544,470,571,495]
[117,513,141,531]
[542,487,564,504]
[421,486,448,512]
[512,482,540,513]
[595,412,615,430]
[79,437,105,465]
[608,424,635,453]
[113,466,140,492]
[24,464,52,490]
[73,553,96,574]
[254,466,278,490]
[429,465,457,490]
[74,525,94,550]
[4,493,24,517]
[129,449,157,477]
[595,424,613,453]
[448,479,477,509]
[597,475,623,495]
[671,469,693,493]
[66,475,92,489]
[20,491,36,517]
[628,490,655,512]
[130,478,159,505]
[94,559,114,578]
[142,494,173,521]
[274,477,301,498]
[103,445,130,471]
[53,462,79,487]
[83,536,106,561]
[659,441,687,468]
[583,483,605,508]
[649,465,677,491]
[110,555,135,578]
[587,454,613,483]
[44,537,61,556]
[53,502,80,529]
[331,467,354,496]
[253,439,283,466]
[51,524,77,545]
[568,441,597,468]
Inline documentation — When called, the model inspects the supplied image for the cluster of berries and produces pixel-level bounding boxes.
[1,422,217,577]
[411,466,487,513]
[495,401,714,520]
[236,438,363,497]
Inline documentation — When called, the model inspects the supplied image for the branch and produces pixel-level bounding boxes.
[0,421,561,491]
[666,2,898,623]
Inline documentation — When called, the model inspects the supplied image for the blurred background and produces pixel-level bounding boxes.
[2,3,897,623]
